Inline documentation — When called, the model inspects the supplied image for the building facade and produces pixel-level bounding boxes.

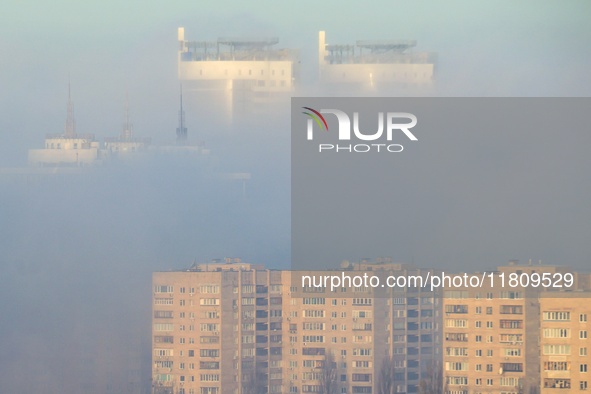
[177,28,298,122]
[318,31,436,92]
[539,291,591,392]
[152,258,442,394]
[442,263,590,394]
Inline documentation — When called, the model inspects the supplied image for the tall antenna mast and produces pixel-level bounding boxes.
[122,89,133,141]
[176,84,187,145]
[65,77,76,137]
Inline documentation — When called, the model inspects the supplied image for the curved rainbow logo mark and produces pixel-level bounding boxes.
[302,107,328,131]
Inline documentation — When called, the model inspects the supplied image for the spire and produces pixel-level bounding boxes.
[64,78,76,137]
[121,90,133,141]
[176,84,187,145]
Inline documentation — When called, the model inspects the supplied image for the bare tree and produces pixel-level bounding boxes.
[319,350,338,394]
[418,360,445,394]
[528,385,539,394]
[242,369,266,394]
[377,355,397,394]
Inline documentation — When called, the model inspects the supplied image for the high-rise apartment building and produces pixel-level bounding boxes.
[152,258,441,394]
[539,291,591,392]
[154,259,589,394]
[442,262,589,394]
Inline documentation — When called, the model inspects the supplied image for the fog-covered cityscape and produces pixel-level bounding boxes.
[1,1,590,393]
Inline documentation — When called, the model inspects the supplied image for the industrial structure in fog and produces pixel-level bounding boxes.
[318,31,436,90]
[28,83,103,167]
[27,85,208,168]
[176,27,298,122]
[104,92,151,156]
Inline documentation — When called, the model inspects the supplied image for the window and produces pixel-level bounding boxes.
[353,348,371,356]
[581,330,588,339]
[500,305,523,314]
[500,333,523,343]
[446,319,468,328]
[154,336,174,344]
[582,314,589,322]
[544,361,570,371]
[445,362,468,371]
[302,297,326,305]
[543,378,571,389]
[500,320,523,329]
[353,310,372,319]
[303,322,325,331]
[446,376,468,385]
[445,305,468,314]
[445,347,468,357]
[501,377,522,387]
[154,310,173,319]
[199,323,219,332]
[504,348,521,357]
[304,310,325,318]
[200,285,219,294]
[543,311,571,321]
[500,291,523,299]
[352,298,372,306]
[200,349,219,357]
[501,363,523,372]
[154,349,173,357]
[446,333,469,342]
[543,345,571,355]
[582,364,588,373]
[543,328,570,338]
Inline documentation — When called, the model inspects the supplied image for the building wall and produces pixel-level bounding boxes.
[28,136,101,166]
[177,28,297,122]
[320,63,434,86]
[443,279,531,394]
[28,147,100,166]
[539,292,591,393]
[153,262,441,394]
[442,264,590,394]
